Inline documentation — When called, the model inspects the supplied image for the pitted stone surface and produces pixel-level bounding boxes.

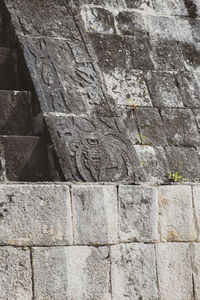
[72,185,118,244]
[0,185,72,246]
[0,247,32,300]
[158,185,196,241]
[33,246,111,300]
[156,243,193,300]
[119,186,158,242]
[110,243,158,300]
[191,243,200,299]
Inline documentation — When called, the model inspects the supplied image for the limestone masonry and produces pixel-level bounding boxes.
[0,0,200,299]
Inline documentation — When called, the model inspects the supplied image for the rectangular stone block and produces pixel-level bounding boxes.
[103,67,152,109]
[161,108,200,147]
[153,0,187,15]
[110,243,158,300]
[158,185,196,241]
[72,185,118,245]
[135,107,168,146]
[0,90,33,135]
[0,247,32,299]
[33,246,111,300]
[119,185,159,242]
[81,7,116,34]
[0,136,50,181]
[6,0,81,40]
[166,147,200,181]
[134,145,169,183]
[145,70,184,108]
[156,243,193,300]
[116,11,146,36]
[0,184,73,245]
[45,115,137,182]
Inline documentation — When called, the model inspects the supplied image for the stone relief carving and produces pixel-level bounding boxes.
[47,116,136,182]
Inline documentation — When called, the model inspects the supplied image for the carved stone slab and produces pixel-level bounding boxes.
[46,115,139,182]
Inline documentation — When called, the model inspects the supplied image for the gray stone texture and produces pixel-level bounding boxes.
[158,185,196,241]
[156,243,193,300]
[0,185,72,246]
[33,246,111,300]
[0,247,32,300]
[111,243,158,300]
[119,185,158,242]
[72,185,118,244]
[191,243,200,299]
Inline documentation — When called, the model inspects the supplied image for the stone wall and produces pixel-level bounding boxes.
[0,183,199,299]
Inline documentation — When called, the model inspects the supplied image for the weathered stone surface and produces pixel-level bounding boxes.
[146,14,179,41]
[166,147,200,181]
[135,108,168,146]
[161,108,200,146]
[177,17,200,44]
[153,0,187,15]
[0,90,33,135]
[0,185,72,245]
[72,185,118,244]
[0,247,32,299]
[119,186,158,242]
[145,70,184,108]
[0,136,50,181]
[190,243,200,299]
[158,185,196,241]
[174,71,200,108]
[156,243,193,300]
[46,115,137,182]
[124,34,155,70]
[116,11,146,36]
[134,145,169,183]
[192,186,200,240]
[89,33,126,68]
[193,109,200,129]
[33,246,111,300]
[150,39,185,71]
[81,7,116,34]
[6,0,81,40]
[111,243,158,300]
[181,42,200,72]
[103,67,152,108]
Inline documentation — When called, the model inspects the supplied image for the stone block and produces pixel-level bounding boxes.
[156,243,193,300]
[177,17,200,44]
[6,0,81,40]
[116,11,146,36]
[124,0,154,9]
[135,108,168,146]
[150,38,185,71]
[0,184,72,246]
[124,34,155,70]
[0,136,50,181]
[158,185,196,241]
[0,247,32,299]
[81,7,116,34]
[134,145,169,183]
[174,71,200,108]
[45,115,137,182]
[161,108,200,146]
[153,0,187,15]
[110,243,158,300]
[190,243,200,299]
[72,185,118,244]
[146,14,179,41]
[33,246,111,300]
[166,147,200,181]
[181,42,200,72]
[0,90,33,135]
[89,33,126,68]
[145,70,184,108]
[103,67,152,109]
[193,109,200,129]
[119,185,159,242]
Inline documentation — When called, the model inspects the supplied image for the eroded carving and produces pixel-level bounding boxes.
[47,116,136,182]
